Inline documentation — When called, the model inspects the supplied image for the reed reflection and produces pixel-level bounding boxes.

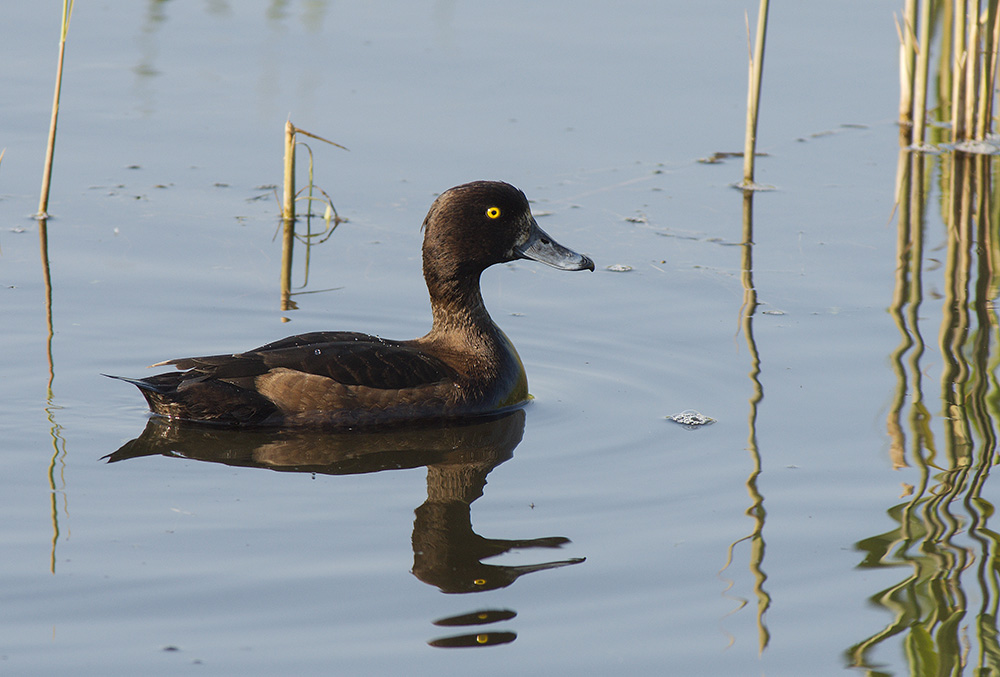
[39,217,69,575]
[106,410,584,648]
[720,189,771,652]
[848,150,1000,672]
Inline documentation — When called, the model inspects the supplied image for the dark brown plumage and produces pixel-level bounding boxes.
[109,181,594,427]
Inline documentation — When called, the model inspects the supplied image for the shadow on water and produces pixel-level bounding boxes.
[848,149,1000,672]
[105,409,584,649]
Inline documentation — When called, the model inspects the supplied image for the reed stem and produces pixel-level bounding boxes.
[279,121,347,312]
[898,0,918,133]
[741,0,769,188]
[977,2,1000,140]
[964,1,979,140]
[282,120,296,221]
[37,0,74,219]
[911,0,933,147]
[280,121,296,311]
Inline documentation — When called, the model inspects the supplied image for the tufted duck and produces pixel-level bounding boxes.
[109,181,593,427]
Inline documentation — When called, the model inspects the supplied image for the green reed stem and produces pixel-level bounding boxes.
[37,0,74,219]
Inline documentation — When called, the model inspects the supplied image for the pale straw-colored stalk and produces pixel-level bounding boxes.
[740,0,769,188]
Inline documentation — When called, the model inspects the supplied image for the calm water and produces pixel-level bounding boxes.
[5,1,992,675]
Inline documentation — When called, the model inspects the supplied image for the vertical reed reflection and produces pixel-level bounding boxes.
[278,206,341,321]
[277,124,345,321]
[720,190,771,652]
[848,150,1000,673]
[280,213,296,318]
[39,218,67,574]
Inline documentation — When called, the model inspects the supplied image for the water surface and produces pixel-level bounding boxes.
[6,2,987,675]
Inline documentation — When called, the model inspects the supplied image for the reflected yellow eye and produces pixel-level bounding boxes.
[486,207,501,219]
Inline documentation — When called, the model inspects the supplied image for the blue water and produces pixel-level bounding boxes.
[6,1,985,675]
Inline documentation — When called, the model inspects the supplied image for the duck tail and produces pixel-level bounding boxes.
[102,373,171,394]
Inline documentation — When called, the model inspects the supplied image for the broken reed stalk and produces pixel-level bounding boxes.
[281,121,297,311]
[741,0,769,188]
[282,121,296,222]
[37,0,74,219]
[279,121,348,311]
[281,121,347,223]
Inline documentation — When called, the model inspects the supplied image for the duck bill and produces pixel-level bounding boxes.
[514,221,595,271]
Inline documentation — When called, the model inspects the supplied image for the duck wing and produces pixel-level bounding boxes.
[158,331,457,391]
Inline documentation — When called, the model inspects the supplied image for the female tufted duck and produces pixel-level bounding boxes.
[111,181,594,427]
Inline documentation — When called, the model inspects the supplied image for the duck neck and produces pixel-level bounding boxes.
[426,271,497,338]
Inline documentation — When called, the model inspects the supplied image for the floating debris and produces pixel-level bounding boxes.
[952,139,1000,155]
[698,151,768,164]
[606,264,632,272]
[698,151,741,164]
[733,180,776,192]
[668,410,715,428]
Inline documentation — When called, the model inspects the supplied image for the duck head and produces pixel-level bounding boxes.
[422,181,595,281]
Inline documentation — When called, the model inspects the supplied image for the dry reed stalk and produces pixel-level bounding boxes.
[279,122,347,312]
[964,2,980,140]
[281,122,296,311]
[975,3,1000,139]
[898,0,919,135]
[740,0,769,188]
[911,0,933,147]
[282,121,296,221]
[951,0,968,141]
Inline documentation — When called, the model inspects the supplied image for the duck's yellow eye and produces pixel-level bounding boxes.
[486,206,501,219]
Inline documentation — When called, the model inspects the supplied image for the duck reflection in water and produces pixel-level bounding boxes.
[106,409,584,646]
